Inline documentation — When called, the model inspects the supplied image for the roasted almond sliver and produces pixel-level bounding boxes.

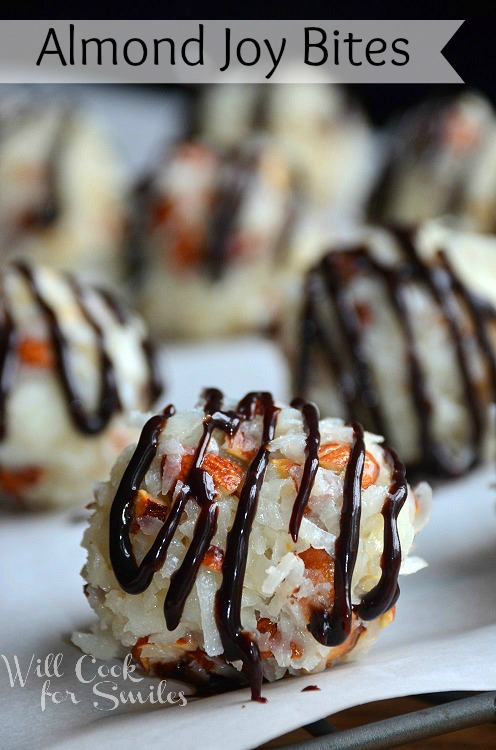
[0,465,43,494]
[298,547,335,587]
[133,489,169,523]
[201,453,243,494]
[318,442,380,489]
[17,338,54,368]
[201,544,225,572]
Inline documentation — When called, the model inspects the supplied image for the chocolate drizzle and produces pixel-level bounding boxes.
[140,140,297,283]
[296,230,496,476]
[0,262,161,438]
[357,445,407,620]
[309,422,364,647]
[108,389,408,701]
[0,105,70,235]
[289,398,321,542]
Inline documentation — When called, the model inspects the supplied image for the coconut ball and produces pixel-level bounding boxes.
[0,261,162,509]
[283,220,496,476]
[369,92,496,232]
[74,388,429,700]
[0,95,126,285]
[135,137,298,339]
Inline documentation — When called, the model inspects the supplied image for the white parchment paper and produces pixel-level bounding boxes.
[1,338,495,750]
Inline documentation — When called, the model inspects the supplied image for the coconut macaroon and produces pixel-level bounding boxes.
[198,83,375,221]
[0,96,126,284]
[369,92,496,232]
[73,388,429,701]
[0,262,162,510]
[285,222,496,477]
[135,138,298,339]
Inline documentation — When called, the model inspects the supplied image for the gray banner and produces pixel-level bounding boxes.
[0,20,464,84]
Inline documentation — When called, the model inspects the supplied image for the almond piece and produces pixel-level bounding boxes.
[0,465,43,495]
[133,489,169,527]
[318,442,379,489]
[17,338,54,368]
[201,453,243,494]
[201,544,224,572]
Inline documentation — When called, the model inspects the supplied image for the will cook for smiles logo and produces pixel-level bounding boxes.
[1,652,188,711]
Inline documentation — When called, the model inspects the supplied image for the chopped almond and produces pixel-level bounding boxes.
[175,636,191,647]
[257,617,277,637]
[170,451,243,495]
[257,617,277,658]
[290,641,303,660]
[318,443,380,489]
[17,338,54,368]
[201,453,243,494]
[298,548,335,588]
[297,548,335,622]
[0,465,43,495]
[201,545,224,572]
[133,489,169,531]
[225,432,258,462]
[270,458,296,479]
[171,451,194,485]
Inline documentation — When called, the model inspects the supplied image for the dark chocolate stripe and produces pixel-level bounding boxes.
[0,290,16,441]
[394,229,483,470]
[16,263,120,435]
[215,393,279,703]
[308,422,365,647]
[357,445,408,620]
[289,398,321,542]
[109,406,175,593]
[296,231,496,476]
[0,263,162,439]
[321,253,386,436]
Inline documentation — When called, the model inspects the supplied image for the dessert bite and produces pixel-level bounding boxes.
[0,261,162,509]
[370,92,496,232]
[134,137,298,338]
[0,95,126,284]
[74,388,428,700]
[284,222,496,476]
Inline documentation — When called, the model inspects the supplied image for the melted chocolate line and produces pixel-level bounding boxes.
[446,262,496,397]
[38,113,70,229]
[309,422,365,648]
[109,406,174,593]
[357,445,408,621]
[289,398,321,542]
[0,293,16,440]
[321,254,386,436]
[394,231,483,467]
[163,390,240,628]
[363,256,444,474]
[204,151,255,281]
[5,110,69,234]
[0,263,161,440]
[141,337,164,405]
[296,273,355,416]
[298,231,496,476]
[294,275,320,398]
[96,278,164,409]
[165,502,219,631]
[14,263,120,434]
[215,393,279,702]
